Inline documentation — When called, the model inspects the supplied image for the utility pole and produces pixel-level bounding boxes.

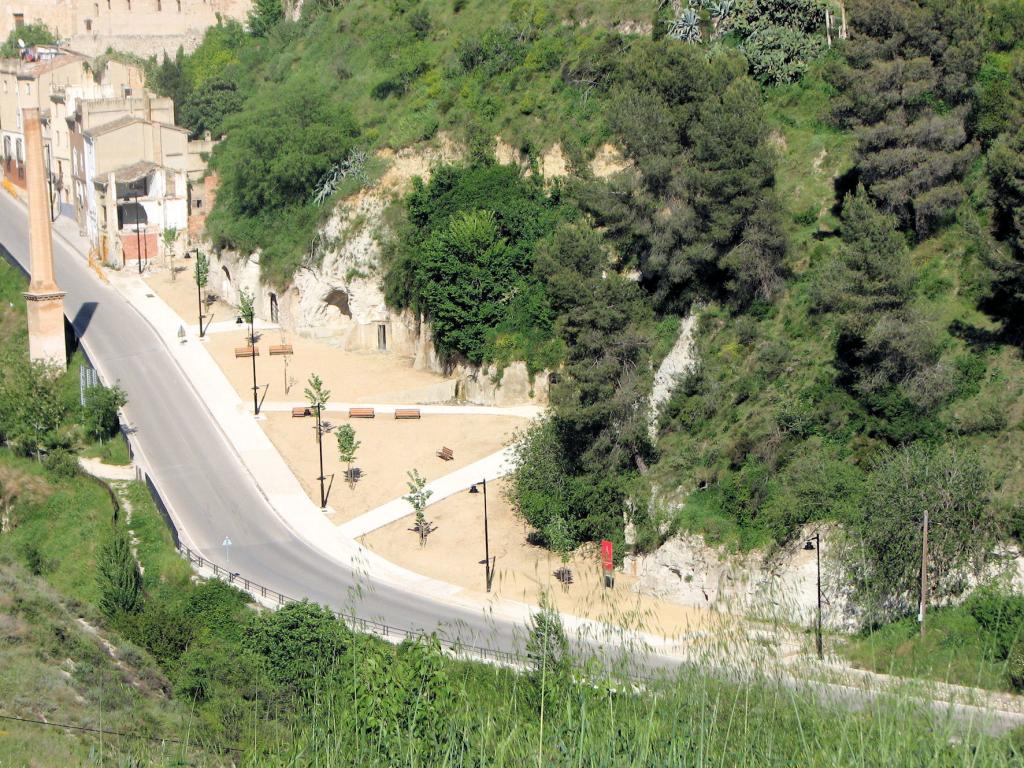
[920,509,929,640]
[815,533,822,660]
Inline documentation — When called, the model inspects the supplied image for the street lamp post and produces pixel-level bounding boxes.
[316,402,328,509]
[222,535,232,572]
[804,533,823,660]
[469,479,493,592]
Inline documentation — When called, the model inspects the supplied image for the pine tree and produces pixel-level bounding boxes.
[97,527,142,619]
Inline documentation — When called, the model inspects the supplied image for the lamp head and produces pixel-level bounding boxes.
[468,484,479,494]
[804,540,815,551]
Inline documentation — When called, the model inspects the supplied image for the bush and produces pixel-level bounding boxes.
[97,526,142,619]
[243,600,349,696]
[965,588,1024,660]
[43,448,79,479]
[82,385,127,442]
[1009,642,1024,691]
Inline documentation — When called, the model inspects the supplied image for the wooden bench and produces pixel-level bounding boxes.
[269,344,293,356]
[394,408,421,420]
[349,407,375,419]
[292,406,312,418]
[436,446,454,461]
[234,346,259,358]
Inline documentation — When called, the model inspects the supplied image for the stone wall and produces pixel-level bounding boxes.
[4,0,251,57]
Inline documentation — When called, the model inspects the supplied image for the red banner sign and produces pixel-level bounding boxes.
[601,539,613,572]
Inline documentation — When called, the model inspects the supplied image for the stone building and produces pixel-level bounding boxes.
[0,45,144,213]
[2,0,252,57]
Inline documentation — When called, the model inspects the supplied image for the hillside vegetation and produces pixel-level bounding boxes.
[5,254,1024,762]
[148,0,1024,628]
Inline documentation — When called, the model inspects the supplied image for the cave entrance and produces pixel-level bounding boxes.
[324,288,351,318]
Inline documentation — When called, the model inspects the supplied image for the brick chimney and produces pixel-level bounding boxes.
[23,107,67,369]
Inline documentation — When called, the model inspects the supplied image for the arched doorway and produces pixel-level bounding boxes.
[269,292,279,323]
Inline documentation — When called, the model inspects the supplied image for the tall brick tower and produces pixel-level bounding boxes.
[23,107,67,369]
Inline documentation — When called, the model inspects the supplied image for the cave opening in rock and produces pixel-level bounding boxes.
[324,288,352,318]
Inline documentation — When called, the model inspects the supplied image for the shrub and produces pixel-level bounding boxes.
[1009,642,1024,691]
[43,448,79,479]
[82,385,127,442]
[965,588,1024,660]
[97,526,142,619]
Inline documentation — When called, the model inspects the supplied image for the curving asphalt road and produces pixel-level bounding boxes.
[0,192,520,654]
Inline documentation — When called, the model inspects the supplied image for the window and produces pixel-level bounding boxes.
[84,18,92,31]
[156,0,161,9]
[94,2,99,13]
[127,0,131,10]
[25,82,31,96]
[194,198,202,208]
[176,0,181,10]
[13,13,24,28]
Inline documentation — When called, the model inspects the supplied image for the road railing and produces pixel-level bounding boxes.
[176,542,522,667]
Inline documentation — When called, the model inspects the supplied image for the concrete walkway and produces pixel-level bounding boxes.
[339,446,514,538]
[78,456,137,482]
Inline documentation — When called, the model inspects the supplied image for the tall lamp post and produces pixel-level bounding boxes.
[238,289,259,416]
[804,532,823,660]
[468,479,493,592]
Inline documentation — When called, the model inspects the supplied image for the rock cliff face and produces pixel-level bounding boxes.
[626,529,859,630]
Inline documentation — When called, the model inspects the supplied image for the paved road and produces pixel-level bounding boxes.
[0,193,519,654]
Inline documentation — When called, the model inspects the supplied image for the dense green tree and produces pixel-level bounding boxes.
[82,385,127,442]
[595,43,785,311]
[844,443,997,624]
[0,23,56,57]
[247,0,284,37]
[828,0,987,236]
[822,188,943,418]
[0,354,68,460]
[97,526,142,619]
[988,127,1024,253]
[179,76,244,139]
[385,163,565,366]
[243,601,348,696]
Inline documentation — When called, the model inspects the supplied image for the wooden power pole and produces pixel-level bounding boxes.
[920,508,929,640]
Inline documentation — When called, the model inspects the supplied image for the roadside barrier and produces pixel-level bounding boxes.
[176,542,522,667]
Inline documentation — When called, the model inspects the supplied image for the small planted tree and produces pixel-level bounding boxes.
[162,227,179,280]
[404,469,433,546]
[82,384,127,442]
[97,525,142,619]
[336,424,360,487]
[305,374,332,508]
[194,250,209,337]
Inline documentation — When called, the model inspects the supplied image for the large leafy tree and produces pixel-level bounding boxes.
[844,443,997,625]
[415,210,519,363]
[0,23,56,57]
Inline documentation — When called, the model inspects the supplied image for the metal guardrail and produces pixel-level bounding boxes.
[176,542,522,667]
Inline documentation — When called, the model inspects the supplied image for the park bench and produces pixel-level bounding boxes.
[436,446,454,461]
[349,407,375,419]
[292,406,312,418]
[269,344,294,356]
[394,408,421,420]
[234,346,259,358]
